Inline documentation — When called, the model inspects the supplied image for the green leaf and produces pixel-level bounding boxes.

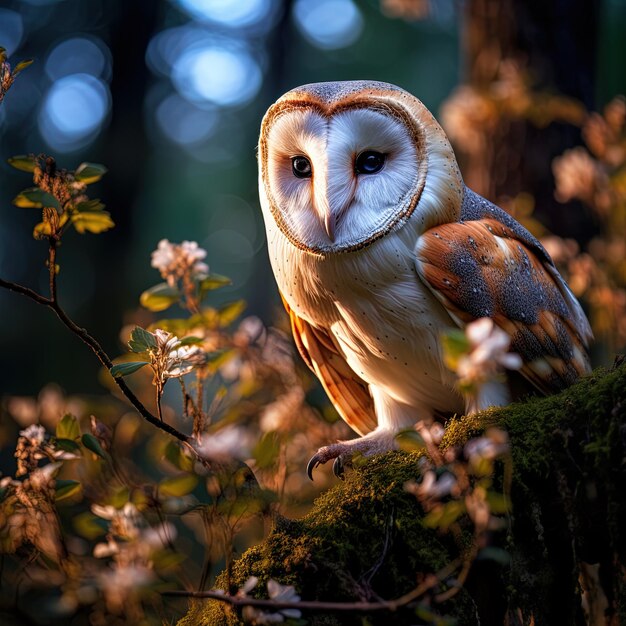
[110,361,150,377]
[140,282,180,312]
[74,198,105,212]
[74,162,107,184]
[150,318,192,336]
[159,474,198,498]
[13,187,60,210]
[199,274,231,294]
[7,155,37,172]
[55,479,82,502]
[54,438,82,453]
[253,432,280,469]
[179,336,203,346]
[423,500,465,530]
[73,512,107,540]
[82,433,107,459]
[56,414,80,441]
[395,430,426,453]
[486,492,511,514]
[217,299,246,327]
[164,441,194,472]
[71,210,114,234]
[12,59,33,76]
[128,326,157,353]
[442,329,471,371]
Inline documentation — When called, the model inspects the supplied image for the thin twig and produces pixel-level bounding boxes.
[162,559,461,613]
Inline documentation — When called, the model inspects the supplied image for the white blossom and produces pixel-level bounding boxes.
[93,538,119,558]
[19,424,46,445]
[193,425,252,461]
[456,318,522,386]
[241,579,302,624]
[164,345,207,378]
[151,239,209,287]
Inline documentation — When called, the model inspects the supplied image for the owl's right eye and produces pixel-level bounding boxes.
[291,156,312,178]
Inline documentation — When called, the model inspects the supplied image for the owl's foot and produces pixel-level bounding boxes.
[306,429,397,480]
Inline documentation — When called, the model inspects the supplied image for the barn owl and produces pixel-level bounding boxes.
[257,80,592,478]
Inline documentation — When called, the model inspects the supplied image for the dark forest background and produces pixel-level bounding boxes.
[1,0,624,398]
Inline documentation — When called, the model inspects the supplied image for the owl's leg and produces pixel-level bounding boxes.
[307,389,424,479]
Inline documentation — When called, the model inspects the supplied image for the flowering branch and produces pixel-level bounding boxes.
[0,272,191,444]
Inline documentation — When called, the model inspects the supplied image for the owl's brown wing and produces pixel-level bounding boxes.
[415,188,592,395]
[281,294,377,436]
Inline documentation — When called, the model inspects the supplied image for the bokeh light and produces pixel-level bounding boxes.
[155,93,218,146]
[171,44,262,106]
[0,9,24,56]
[39,73,111,152]
[45,36,112,81]
[174,0,273,28]
[293,0,363,50]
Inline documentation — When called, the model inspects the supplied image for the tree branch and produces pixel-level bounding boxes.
[161,559,461,613]
[0,274,190,444]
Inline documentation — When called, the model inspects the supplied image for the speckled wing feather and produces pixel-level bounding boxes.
[281,294,378,436]
[416,187,592,394]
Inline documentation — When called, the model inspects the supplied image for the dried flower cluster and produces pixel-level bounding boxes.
[0,47,32,104]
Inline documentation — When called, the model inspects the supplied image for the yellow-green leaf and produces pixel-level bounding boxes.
[55,479,82,502]
[71,210,114,234]
[140,282,180,312]
[164,441,194,472]
[56,413,80,441]
[199,274,231,293]
[13,187,60,210]
[7,155,37,172]
[74,162,108,184]
[395,430,426,453]
[159,474,198,497]
[33,221,54,239]
[253,432,280,469]
[12,59,33,76]
[442,329,471,371]
[73,512,107,540]
[74,198,105,212]
[218,300,246,327]
[179,336,203,346]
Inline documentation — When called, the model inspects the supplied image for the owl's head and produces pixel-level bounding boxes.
[258,80,464,255]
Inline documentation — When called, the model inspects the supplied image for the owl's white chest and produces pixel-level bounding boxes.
[267,220,465,421]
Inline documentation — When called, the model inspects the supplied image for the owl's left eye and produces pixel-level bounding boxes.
[291,156,312,178]
[355,151,386,175]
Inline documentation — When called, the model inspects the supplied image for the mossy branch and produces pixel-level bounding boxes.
[177,362,626,626]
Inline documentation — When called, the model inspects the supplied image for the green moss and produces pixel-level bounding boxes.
[180,363,626,625]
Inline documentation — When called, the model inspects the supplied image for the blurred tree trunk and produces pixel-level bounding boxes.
[457,0,599,243]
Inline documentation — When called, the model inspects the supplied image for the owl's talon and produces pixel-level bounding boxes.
[306,455,324,481]
[332,456,345,479]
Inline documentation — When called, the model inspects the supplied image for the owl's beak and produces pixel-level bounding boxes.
[323,212,336,242]
[313,190,336,242]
